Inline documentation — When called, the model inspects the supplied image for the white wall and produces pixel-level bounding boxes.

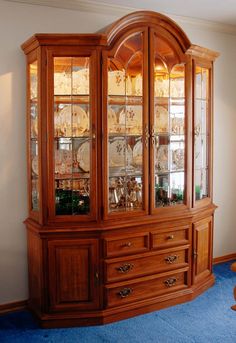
[0,0,235,304]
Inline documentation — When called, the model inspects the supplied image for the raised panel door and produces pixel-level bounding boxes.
[193,216,213,283]
[48,238,99,311]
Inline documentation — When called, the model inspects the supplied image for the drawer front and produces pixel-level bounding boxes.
[105,270,188,308]
[104,233,149,258]
[105,248,189,282]
[151,227,189,250]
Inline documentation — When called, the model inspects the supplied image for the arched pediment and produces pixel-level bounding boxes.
[103,11,191,53]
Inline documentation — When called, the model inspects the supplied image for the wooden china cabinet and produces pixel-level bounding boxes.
[22,11,219,328]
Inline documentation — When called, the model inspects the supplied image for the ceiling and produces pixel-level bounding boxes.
[4,0,236,26]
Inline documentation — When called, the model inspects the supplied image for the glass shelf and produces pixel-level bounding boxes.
[54,95,90,104]
[54,134,90,139]
[109,171,143,177]
[55,173,90,180]
[108,133,142,138]
[108,95,143,106]
[156,170,184,175]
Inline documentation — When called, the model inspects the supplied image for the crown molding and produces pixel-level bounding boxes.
[4,0,236,35]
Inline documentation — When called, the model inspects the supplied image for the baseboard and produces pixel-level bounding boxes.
[213,253,236,265]
[0,300,28,315]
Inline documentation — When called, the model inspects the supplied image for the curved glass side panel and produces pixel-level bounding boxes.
[194,67,209,200]
[107,33,143,213]
[29,61,39,211]
[53,57,91,215]
[153,35,185,207]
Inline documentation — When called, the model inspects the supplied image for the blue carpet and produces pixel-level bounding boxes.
[1,261,236,343]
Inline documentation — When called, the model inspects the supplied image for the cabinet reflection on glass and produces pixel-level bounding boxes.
[53,57,91,215]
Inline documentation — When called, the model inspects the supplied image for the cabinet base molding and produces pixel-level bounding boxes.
[213,253,236,265]
[0,300,28,315]
[34,277,214,328]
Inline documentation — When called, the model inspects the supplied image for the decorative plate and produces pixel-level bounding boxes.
[54,72,71,95]
[55,105,89,136]
[171,115,184,135]
[156,145,168,172]
[172,148,184,170]
[135,74,142,96]
[77,141,90,172]
[32,156,38,175]
[133,140,142,166]
[72,68,89,95]
[109,138,132,167]
[108,107,117,133]
[119,106,142,135]
[72,105,89,134]
[55,149,72,174]
[155,105,168,133]
[108,70,126,95]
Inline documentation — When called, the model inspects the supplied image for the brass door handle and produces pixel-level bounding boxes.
[118,287,133,298]
[164,277,178,287]
[144,125,149,148]
[164,255,178,264]
[193,250,198,260]
[122,242,132,248]
[166,234,174,240]
[150,126,155,145]
[116,263,134,273]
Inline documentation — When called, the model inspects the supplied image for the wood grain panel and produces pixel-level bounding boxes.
[104,232,149,258]
[105,269,189,308]
[27,230,43,311]
[151,227,189,250]
[105,247,189,282]
[57,247,89,302]
[48,238,99,311]
[193,217,212,283]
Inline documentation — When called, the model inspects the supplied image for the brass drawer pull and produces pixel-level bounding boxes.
[118,287,133,298]
[116,263,134,273]
[122,242,132,248]
[164,277,178,287]
[164,255,178,264]
[167,234,174,240]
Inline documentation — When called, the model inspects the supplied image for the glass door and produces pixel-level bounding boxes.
[28,56,40,219]
[104,29,148,218]
[150,32,186,211]
[48,50,97,221]
[194,64,211,203]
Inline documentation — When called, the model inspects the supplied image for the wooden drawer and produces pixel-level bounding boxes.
[105,269,189,308]
[151,226,189,250]
[104,232,149,258]
[105,247,189,282]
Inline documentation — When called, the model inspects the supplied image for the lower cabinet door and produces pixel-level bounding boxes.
[193,216,213,283]
[48,238,100,312]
